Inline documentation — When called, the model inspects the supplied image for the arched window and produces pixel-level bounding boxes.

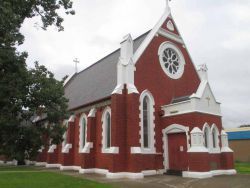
[82,117,87,147]
[211,124,220,152]
[203,125,210,148]
[105,112,111,148]
[139,90,155,153]
[212,128,217,148]
[143,96,150,148]
[102,107,112,150]
[79,114,87,152]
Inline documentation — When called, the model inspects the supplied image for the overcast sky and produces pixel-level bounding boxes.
[18,0,250,128]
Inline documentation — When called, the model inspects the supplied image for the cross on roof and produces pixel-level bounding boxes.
[73,58,80,73]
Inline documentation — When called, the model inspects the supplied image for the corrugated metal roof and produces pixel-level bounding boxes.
[64,31,150,110]
[227,131,250,140]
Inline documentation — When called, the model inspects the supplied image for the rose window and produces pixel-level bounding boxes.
[162,48,180,75]
[158,42,185,79]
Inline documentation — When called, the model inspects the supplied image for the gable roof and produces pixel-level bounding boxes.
[64,31,149,110]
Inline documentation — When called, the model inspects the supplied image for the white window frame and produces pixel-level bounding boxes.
[79,113,88,153]
[202,123,211,150]
[101,106,119,154]
[210,124,220,153]
[138,90,156,154]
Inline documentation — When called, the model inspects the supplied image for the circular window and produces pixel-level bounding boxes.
[158,42,185,79]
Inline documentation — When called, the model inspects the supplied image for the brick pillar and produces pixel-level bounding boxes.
[81,114,96,169]
[110,88,127,172]
[126,92,141,172]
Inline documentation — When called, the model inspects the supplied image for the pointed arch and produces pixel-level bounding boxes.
[79,113,87,152]
[211,124,220,153]
[102,106,112,150]
[202,123,211,149]
[139,90,156,153]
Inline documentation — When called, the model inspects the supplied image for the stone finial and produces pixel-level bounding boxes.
[166,0,171,10]
[197,64,208,81]
[120,34,133,65]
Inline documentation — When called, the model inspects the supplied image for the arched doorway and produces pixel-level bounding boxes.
[162,124,189,173]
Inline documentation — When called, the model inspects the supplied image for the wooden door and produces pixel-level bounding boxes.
[168,133,188,171]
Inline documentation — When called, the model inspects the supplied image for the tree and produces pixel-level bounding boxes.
[0,0,74,164]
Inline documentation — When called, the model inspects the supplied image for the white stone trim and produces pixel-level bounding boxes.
[46,163,61,168]
[48,144,57,153]
[81,142,93,153]
[60,166,81,171]
[162,80,221,117]
[162,124,189,170]
[68,115,75,122]
[101,106,119,154]
[62,121,72,154]
[162,110,221,117]
[133,8,171,64]
[79,168,109,175]
[88,108,97,117]
[106,172,144,179]
[158,28,184,45]
[5,160,17,166]
[35,162,47,166]
[183,169,236,179]
[0,160,4,164]
[210,124,221,154]
[112,34,139,95]
[131,90,156,154]
[166,20,175,31]
[62,144,72,153]
[188,127,208,153]
[79,113,88,153]
[221,130,233,152]
[158,41,186,79]
[202,123,212,150]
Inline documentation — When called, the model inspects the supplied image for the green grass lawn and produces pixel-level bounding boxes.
[235,162,250,174]
[0,166,113,188]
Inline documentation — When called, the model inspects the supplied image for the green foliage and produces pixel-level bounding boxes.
[0,0,75,47]
[235,162,250,174]
[0,167,113,188]
[0,0,73,163]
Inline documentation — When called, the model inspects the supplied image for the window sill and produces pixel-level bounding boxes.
[130,147,156,154]
[62,144,72,153]
[101,147,119,154]
[48,145,57,153]
[209,148,221,154]
[79,142,93,153]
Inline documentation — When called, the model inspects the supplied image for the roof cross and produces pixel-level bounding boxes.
[73,58,80,73]
[206,96,211,106]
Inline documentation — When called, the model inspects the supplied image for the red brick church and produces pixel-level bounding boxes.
[36,1,236,179]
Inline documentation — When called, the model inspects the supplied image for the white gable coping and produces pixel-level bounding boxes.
[133,8,171,64]
[63,73,76,87]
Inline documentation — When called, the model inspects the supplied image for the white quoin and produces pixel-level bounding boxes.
[112,34,139,95]
[197,64,208,81]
